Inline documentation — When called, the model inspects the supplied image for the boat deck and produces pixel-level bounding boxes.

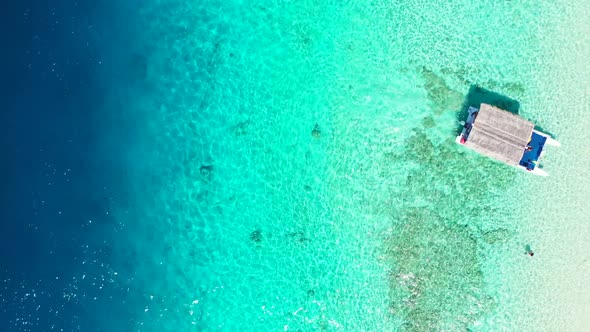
[519,131,547,170]
[457,106,478,143]
[456,103,559,176]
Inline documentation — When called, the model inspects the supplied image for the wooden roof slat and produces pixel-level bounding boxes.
[463,104,535,166]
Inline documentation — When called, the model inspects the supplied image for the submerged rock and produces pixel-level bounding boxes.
[200,164,213,181]
[420,66,463,113]
[287,231,309,244]
[422,116,436,129]
[311,124,321,138]
[385,208,493,330]
[482,228,513,244]
[250,229,263,243]
[233,119,250,136]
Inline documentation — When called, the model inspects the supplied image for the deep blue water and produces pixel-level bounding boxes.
[1,1,145,330]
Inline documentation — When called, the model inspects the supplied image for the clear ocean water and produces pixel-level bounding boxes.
[1,0,589,331]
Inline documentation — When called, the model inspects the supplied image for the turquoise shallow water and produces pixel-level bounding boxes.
[108,0,589,331]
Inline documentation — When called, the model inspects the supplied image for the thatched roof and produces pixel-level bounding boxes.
[464,104,534,166]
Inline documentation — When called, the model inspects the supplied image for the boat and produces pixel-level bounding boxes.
[456,103,559,176]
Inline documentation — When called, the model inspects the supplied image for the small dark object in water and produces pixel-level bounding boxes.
[303,185,312,192]
[525,244,534,256]
[288,231,309,243]
[233,119,250,136]
[307,289,315,297]
[250,230,263,243]
[200,164,213,180]
[311,124,321,138]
